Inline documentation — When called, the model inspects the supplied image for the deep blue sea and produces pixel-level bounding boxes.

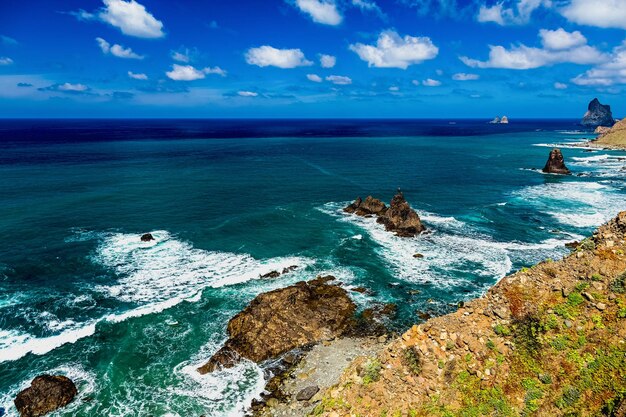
[1,119,625,416]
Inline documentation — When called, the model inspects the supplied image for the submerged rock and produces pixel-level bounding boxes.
[197,276,356,374]
[140,233,154,242]
[344,191,425,237]
[582,98,614,127]
[376,191,426,237]
[14,375,77,417]
[542,148,571,175]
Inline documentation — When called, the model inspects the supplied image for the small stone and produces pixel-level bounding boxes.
[296,386,320,401]
[140,233,154,242]
[596,303,607,311]
[582,292,594,302]
[564,320,573,328]
[413,253,424,259]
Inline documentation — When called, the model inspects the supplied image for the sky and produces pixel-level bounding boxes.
[0,0,625,118]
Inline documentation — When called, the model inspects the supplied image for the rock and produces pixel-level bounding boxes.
[413,253,424,259]
[260,270,281,279]
[581,98,614,127]
[344,196,387,216]
[14,375,77,417]
[296,386,320,401]
[140,233,154,242]
[197,276,356,374]
[376,191,426,237]
[542,148,571,175]
[596,302,607,311]
[351,287,369,294]
[595,126,611,137]
[282,265,298,274]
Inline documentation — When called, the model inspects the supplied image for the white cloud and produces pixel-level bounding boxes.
[572,42,626,86]
[293,0,342,25]
[452,72,480,80]
[349,30,438,69]
[58,83,89,92]
[171,51,190,63]
[128,71,148,80]
[539,28,586,50]
[320,54,336,68]
[477,0,550,25]
[99,0,164,38]
[389,86,400,91]
[460,29,605,69]
[561,0,626,30]
[238,91,258,97]
[307,73,323,82]
[96,37,143,59]
[421,78,442,86]
[554,82,568,89]
[166,64,226,81]
[245,46,313,68]
[326,75,352,85]
[351,0,385,18]
[0,57,13,65]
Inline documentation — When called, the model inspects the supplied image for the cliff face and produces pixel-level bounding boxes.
[314,213,626,417]
[582,98,615,127]
[594,118,626,149]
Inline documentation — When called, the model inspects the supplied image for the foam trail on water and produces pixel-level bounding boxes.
[0,230,314,363]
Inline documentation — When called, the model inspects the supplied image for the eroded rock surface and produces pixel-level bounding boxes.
[582,98,614,127]
[542,148,571,175]
[14,375,77,417]
[198,276,356,374]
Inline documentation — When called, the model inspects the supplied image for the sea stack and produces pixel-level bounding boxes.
[581,98,614,127]
[542,148,571,175]
[14,375,77,417]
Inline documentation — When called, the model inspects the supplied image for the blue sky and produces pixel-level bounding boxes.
[0,0,625,118]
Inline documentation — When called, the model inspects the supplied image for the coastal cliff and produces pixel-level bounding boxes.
[582,98,615,128]
[592,118,626,149]
[266,212,626,416]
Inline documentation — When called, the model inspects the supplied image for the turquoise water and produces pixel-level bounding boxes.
[1,120,625,416]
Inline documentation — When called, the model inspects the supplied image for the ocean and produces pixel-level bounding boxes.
[0,119,625,416]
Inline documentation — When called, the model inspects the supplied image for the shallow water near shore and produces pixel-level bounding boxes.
[1,119,625,416]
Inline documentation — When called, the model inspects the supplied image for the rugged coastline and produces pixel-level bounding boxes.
[257,212,626,416]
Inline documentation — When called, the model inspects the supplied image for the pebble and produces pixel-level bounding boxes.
[596,303,607,311]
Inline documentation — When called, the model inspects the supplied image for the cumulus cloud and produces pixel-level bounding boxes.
[572,42,626,86]
[477,0,550,25]
[421,78,442,86]
[128,71,148,80]
[39,83,90,94]
[349,30,438,69]
[166,64,226,81]
[307,73,323,82]
[96,37,143,59]
[452,72,480,80]
[238,91,258,97]
[539,28,586,50]
[293,0,342,25]
[246,46,313,68]
[560,0,626,30]
[0,57,13,65]
[320,54,336,68]
[326,75,352,85]
[554,82,568,89]
[460,28,605,69]
[98,0,164,38]
[351,0,385,18]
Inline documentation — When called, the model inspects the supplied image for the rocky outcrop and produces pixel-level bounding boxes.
[312,212,626,417]
[344,191,425,237]
[14,375,77,417]
[140,233,154,242]
[542,148,571,175]
[593,118,626,150]
[582,98,614,127]
[197,276,356,374]
[343,196,387,217]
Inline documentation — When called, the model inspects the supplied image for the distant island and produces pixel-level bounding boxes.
[489,116,509,124]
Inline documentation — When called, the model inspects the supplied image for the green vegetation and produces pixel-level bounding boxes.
[362,358,382,385]
[402,346,422,376]
[494,324,511,336]
[610,271,626,294]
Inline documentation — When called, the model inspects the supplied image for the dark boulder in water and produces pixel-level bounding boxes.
[377,191,426,237]
[14,375,77,417]
[542,148,571,175]
[140,233,154,242]
[344,191,425,237]
[581,98,614,127]
[197,275,356,374]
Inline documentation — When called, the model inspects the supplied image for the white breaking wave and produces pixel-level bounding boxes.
[0,230,314,364]
[532,142,596,150]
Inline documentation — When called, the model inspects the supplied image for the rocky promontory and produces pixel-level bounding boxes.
[309,212,626,417]
[591,118,626,150]
[344,191,425,237]
[542,148,571,175]
[197,276,356,374]
[581,98,615,127]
